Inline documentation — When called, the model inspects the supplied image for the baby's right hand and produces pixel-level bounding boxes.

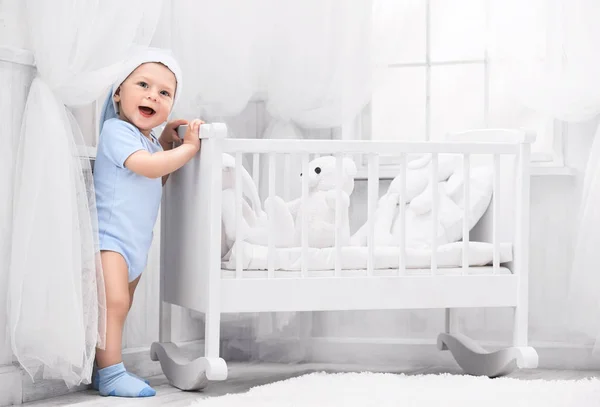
[183,119,204,152]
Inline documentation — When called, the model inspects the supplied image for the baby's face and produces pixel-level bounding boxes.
[114,62,177,136]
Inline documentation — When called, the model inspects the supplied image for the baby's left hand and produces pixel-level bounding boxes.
[160,119,189,146]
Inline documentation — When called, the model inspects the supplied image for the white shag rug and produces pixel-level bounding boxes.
[188,372,600,407]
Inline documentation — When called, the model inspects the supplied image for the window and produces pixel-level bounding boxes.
[357,0,564,174]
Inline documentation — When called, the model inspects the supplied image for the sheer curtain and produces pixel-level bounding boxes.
[169,0,400,122]
[9,0,162,387]
[257,0,379,198]
[168,0,260,119]
[167,0,399,216]
[488,0,600,351]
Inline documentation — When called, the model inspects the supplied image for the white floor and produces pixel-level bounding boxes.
[20,363,600,407]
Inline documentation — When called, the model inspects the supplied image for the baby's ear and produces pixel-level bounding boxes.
[113,87,121,102]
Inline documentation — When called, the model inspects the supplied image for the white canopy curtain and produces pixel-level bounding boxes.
[487,0,600,352]
[169,0,402,195]
[169,0,259,119]
[9,0,162,387]
[258,0,379,202]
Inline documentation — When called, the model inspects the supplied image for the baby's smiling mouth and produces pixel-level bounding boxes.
[139,106,156,117]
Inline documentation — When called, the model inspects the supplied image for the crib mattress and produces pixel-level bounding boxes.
[221,241,512,273]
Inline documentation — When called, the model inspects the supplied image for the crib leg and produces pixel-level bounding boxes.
[444,308,458,334]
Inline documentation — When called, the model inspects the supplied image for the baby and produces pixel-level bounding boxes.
[92,47,201,397]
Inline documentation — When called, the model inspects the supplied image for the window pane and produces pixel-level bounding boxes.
[385,1,427,64]
[371,67,426,141]
[430,0,487,61]
[430,64,485,140]
[488,64,552,154]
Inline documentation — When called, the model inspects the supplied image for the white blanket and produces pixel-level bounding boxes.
[222,241,512,271]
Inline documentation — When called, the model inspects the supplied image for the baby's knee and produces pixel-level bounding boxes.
[106,291,131,316]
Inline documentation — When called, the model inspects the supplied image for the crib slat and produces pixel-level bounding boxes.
[493,154,501,274]
[398,154,407,275]
[431,153,439,275]
[268,153,276,278]
[301,153,310,277]
[462,154,470,275]
[252,153,260,189]
[235,152,244,279]
[335,154,343,277]
[367,154,379,276]
[513,142,531,347]
[284,154,291,201]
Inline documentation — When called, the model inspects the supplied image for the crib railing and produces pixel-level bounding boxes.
[215,130,533,279]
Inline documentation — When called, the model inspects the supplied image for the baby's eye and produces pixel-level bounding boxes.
[160,90,170,97]
[138,81,148,88]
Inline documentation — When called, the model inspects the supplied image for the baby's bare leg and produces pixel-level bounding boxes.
[94,251,154,397]
[96,250,130,368]
[92,270,148,390]
[128,274,142,311]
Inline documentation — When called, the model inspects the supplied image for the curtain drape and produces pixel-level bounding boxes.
[488,0,600,352]
[169,0,400,123]
[9,0,162,387]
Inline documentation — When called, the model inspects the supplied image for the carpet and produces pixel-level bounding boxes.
[188,372,600,406]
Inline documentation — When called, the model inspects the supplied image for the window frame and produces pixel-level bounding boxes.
[342,0,568,178]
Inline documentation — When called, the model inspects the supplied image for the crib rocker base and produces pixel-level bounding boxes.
[150,341,228,391]
[437,333,539,377]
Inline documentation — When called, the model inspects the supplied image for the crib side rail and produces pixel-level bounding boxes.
[161,124,226,326]
[221,138,521,155]
[220,128,533,279]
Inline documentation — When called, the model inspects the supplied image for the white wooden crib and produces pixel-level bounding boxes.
[150,124,539,390]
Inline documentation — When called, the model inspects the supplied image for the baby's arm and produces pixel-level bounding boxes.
[125,120,203,179]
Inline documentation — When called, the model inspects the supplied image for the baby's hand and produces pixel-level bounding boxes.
[160,119,188,145]
[183,119,204,152]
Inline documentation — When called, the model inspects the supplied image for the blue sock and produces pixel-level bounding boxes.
[91,365,149,390]
[97,362,155,397]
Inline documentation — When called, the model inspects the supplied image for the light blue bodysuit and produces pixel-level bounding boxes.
[94,118,163,282]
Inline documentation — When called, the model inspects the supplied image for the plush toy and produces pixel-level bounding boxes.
[387,153,460,203]
[350,153,459,246]
[265,155,358,248]
[220,153,295,256]
[350,154,493,249]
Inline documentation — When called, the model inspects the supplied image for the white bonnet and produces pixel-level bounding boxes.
[99,46,183,133]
